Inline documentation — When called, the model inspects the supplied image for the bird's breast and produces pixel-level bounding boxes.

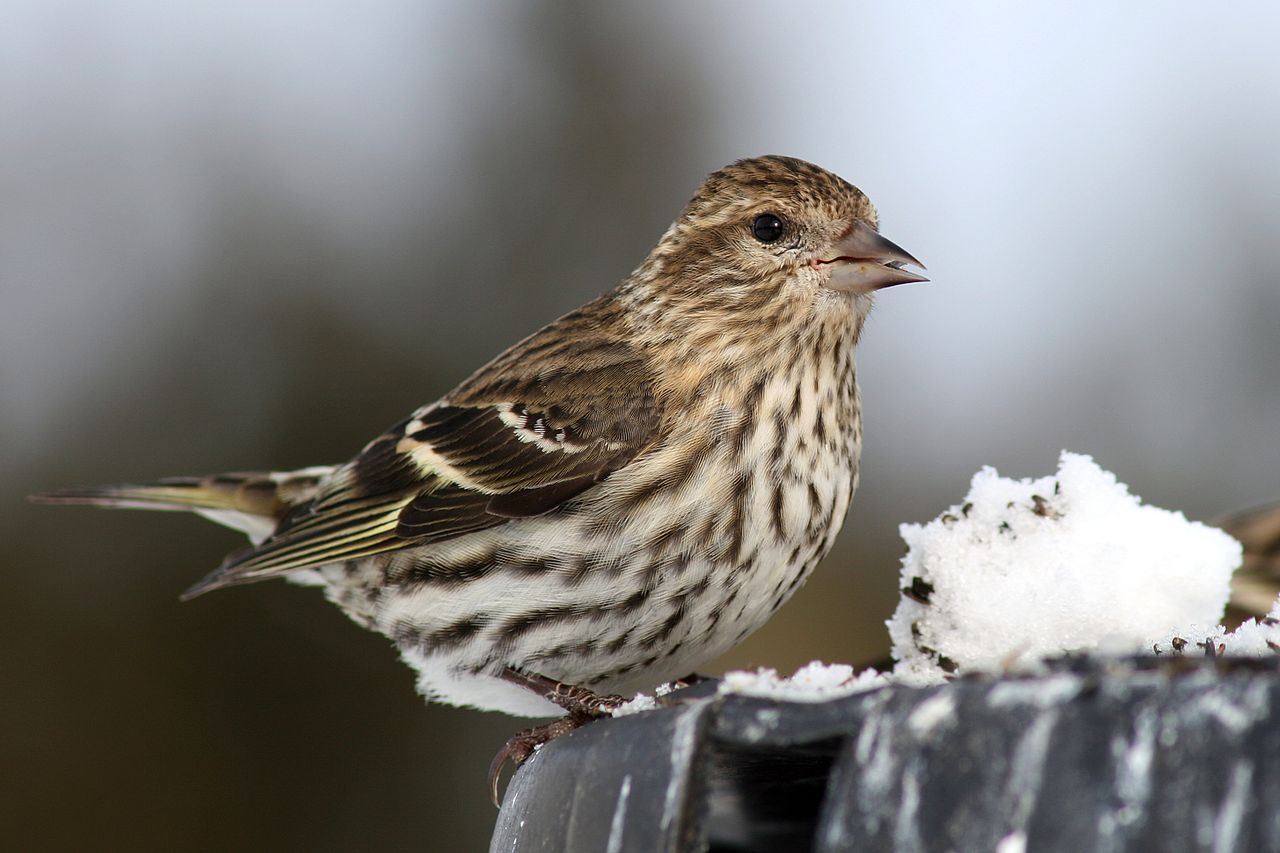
[612,334,862,572]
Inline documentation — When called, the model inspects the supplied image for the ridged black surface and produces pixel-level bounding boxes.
[491,658,1280,853]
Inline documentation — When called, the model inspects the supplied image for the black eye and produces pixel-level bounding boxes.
[751,213,784,244]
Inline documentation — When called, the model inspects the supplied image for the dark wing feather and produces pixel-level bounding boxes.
[186,315,662,596]
[483,475,601,518]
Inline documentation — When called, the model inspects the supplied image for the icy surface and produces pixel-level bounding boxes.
[888,452,1246,685]
[717,660,888,701]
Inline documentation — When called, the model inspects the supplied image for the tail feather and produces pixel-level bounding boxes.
[30,465,335,550]
[32,478,264,514]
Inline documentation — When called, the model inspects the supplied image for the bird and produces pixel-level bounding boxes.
[32,155,926,799]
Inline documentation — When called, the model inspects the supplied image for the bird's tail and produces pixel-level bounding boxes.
[29,466,335,545]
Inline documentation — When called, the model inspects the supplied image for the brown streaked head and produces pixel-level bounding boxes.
[637,155,926,302]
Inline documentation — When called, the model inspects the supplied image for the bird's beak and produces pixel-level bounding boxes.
[816,220,928,294]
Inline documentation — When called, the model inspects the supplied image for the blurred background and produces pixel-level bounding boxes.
[5,1,1279,849]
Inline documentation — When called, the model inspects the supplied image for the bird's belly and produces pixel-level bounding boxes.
[362,425,858,716]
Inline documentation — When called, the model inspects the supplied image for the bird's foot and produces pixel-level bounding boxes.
[488,714,588,807]
[489,669,629,806]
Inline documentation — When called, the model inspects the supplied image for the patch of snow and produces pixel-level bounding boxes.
[1152,601,1280,657]
[717,661,888,702]
[610,678,700,717]
[888,451,1244,684]
[610,693,659,717]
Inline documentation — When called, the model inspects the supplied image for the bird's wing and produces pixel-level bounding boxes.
[186,330,662,596]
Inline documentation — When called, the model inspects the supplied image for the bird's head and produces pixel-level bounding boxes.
[632,155,926,318]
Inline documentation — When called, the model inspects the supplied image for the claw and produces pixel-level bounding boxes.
[487,738,528,808]
[488,716,582,808]
[488,749,507,808]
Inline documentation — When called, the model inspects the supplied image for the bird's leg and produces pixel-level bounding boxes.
[499,667,627,717]
[489,668,628,806]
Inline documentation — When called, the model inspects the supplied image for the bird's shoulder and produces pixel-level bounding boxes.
[389,299,666,509]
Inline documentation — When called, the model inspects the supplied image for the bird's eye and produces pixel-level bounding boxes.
[751,213,785,244]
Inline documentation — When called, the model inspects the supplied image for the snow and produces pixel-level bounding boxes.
[613,662,887,712]
[609,680,682,716]
[888,452,1248,685]
[610,694,659,716]
[1152,601,1280,657]
[717,660,889,701]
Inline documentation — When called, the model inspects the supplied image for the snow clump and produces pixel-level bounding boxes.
[888,452,1245,685]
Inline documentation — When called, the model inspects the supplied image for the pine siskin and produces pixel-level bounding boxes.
[33,155,926,794]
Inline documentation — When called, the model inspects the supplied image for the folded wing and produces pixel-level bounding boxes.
[187,332,662,597]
